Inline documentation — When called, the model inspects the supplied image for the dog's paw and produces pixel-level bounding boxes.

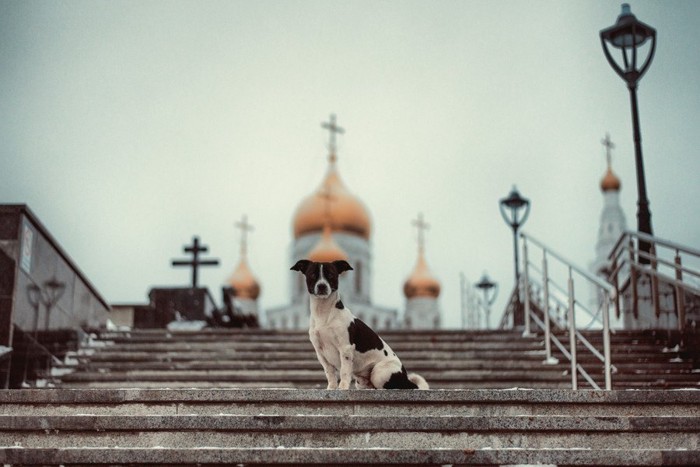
[326,382,339,390]
[338,380,351,390]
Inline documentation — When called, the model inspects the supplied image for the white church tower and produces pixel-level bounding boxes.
[590,134,627,324]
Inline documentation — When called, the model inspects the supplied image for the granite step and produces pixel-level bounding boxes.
[0,389,698,466]
[2,388,698,417]
[3,446,698,466]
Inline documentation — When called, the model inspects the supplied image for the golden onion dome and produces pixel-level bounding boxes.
[227,258,260,300]
[308,224,349,263]
[601,168,621,192]
[293,159,371,240]
[403,252,441,299]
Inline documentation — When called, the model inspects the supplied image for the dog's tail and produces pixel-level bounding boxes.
[408,372,429,390]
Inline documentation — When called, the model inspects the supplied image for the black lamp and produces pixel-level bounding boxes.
[601,3,656,263]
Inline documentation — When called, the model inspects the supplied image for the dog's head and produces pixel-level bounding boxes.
[291,259,353,298]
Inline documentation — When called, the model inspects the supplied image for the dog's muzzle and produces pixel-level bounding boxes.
[314,282,330,297]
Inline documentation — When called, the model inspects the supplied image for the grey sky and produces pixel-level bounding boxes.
[1,1,699,327]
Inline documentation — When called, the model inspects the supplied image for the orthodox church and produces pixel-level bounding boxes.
[589,134,627,326]
[262,115,441,330]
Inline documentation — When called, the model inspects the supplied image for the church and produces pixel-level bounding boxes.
[232,115,442,330]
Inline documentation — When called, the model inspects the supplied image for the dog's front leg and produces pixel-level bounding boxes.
[318,355,339,390]
[310,332,338,389]
[338,344,355,390]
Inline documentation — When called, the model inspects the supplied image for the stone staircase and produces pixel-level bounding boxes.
[1,387,699,465]
[53,328,699,390]
[2,328,699,465]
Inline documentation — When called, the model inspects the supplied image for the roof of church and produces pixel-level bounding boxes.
[227,215,260,300]
[227,257,260,300]
[404,251,441,299]
[292,157,371,240]
[404,214,440,299]
[292,115,371,240]
[601,167,621,192]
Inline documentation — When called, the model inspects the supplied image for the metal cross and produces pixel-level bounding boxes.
[412,213,430,253]
[601,133,615,168]
[235,215,254,257]
[171,236,220,288]
[321,114,345,161]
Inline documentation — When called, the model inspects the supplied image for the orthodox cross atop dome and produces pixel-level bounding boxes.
[601,133,615,169]
[235,215,254,258]
[412,213,430,254]
[321,113,345,163]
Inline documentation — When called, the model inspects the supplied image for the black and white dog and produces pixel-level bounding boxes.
[291,259,429,390]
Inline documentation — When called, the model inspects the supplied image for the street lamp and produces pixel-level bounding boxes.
[499,186,530,327]
[475,273,498,329]
[600,3,656,263]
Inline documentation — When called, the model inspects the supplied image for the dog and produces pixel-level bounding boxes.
[291,259,429,390]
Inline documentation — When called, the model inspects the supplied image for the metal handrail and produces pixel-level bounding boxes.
[608,231,700,329]
[521,232,614,390]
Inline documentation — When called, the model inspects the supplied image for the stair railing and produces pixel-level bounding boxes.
[521,232,615,390]
[608,231,700,329]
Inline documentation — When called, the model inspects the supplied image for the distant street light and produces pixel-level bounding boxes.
[600,3,656,263]
[475,273,498,329]
[499,186,530,327]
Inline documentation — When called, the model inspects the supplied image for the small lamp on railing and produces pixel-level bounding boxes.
[42,278,66,330]
[499,186,530,327]
[475,273,498,329]
[600,3,656,264]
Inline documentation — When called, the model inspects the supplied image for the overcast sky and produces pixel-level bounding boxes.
[2,1,699,328]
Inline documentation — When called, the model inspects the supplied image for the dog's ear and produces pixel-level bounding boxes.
[333,260,353,274]
[291,259,311,272]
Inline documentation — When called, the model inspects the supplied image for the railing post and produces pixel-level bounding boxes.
[650,243,661,319]
[542,251,556,364]
[602,292,612,390]
[522,235,533,337]
[629,238,639,320]
[610,253,621,320]
[675,251,686,331]
[567,267,577,390]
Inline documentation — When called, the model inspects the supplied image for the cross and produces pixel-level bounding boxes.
[412,213,430,253]
[321,113,345,162]
[171,236,220,288]
[235,215,254,257]
[601,133,615,168]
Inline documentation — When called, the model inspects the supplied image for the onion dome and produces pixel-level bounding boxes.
[601,168,621,192]
[600,133,621,192]
[227,258,260,300]
[308,224,349,263]
[293,158,371,240]
[403,252,441,299]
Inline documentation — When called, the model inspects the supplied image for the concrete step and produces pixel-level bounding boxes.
[64,359,694,372]
[3,446,698,466]
[0,389,698,465]
[3,414,699,450]
[3,388,698,417]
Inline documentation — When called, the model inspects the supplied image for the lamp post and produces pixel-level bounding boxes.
[600,3,656,263]
[499,186,530,327]
[475,273,498,329]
